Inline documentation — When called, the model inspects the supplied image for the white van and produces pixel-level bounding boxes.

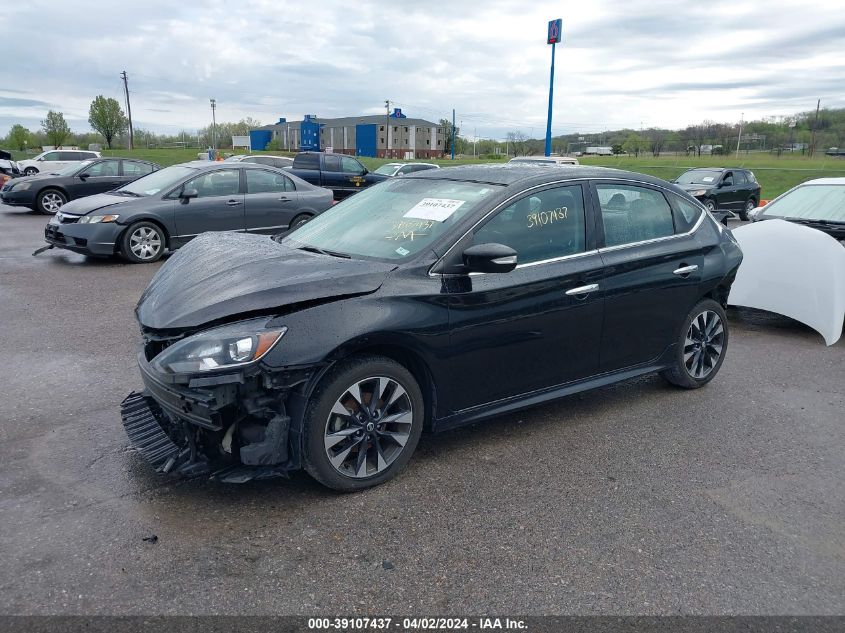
[17,149,101,176]
[508,156,579,167]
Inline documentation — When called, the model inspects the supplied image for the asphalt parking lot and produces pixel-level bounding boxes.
[0,205,843,616]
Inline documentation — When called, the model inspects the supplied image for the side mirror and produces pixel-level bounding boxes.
[360,167,368,176]
[78,172,90,180]
[37,157,44,161]
[179,188,199,203]
[462,243,518,274]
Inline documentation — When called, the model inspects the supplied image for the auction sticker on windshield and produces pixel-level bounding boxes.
[404,198,465,222]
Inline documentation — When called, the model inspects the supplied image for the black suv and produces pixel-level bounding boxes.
[674,168,761,220]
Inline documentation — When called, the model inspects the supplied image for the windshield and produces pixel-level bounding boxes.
[284,178,502,260]
[761,184,845,223]
[117,164,197,196]
[52,162,91,176]
[374,164,400,176]
[675,169,723,185]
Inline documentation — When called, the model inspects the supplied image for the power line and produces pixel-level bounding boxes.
[120,71,134,150]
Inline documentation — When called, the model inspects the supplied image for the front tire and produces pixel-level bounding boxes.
[661,299,728,389]
[36,188,66,214]
[739,198,757,221]
[23,167,38,176]
[120,221,165,263]
[703,198,717,213]
[303,355,424,491]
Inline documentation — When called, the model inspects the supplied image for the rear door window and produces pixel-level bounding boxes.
[84,160,119,176]
[245,169,289,194]
[294,153,320,170]
[734,171,747,184]
[122,161,155,177]
[597,184,675,247]
[670,195,703,233]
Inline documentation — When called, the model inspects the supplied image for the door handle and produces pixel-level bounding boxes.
[565,283,599,297]
[226,199,243,206]
[673,264,699,276]
[278,196,290,201]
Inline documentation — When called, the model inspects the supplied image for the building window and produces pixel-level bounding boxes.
[404,127,408,132]
[393,126,398,132]
[380,137,385,144]
[426,140,430,145]
[438,140,442,145]
[380,126,384,131]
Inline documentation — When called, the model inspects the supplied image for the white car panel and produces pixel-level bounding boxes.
[728,219,845,346]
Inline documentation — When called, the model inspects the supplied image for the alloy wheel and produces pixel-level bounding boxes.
[129,226,162,261]
[41,192,64,212]
[684,310,724,379]
[324,376,414,479]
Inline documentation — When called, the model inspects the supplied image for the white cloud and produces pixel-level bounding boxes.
[1,0,843,138]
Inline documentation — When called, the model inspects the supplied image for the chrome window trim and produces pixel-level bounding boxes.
[429,176,703,277]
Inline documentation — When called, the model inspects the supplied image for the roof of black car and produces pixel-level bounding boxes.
[404,164,674,189]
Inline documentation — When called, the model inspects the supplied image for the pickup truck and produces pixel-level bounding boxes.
[287,152,388,200]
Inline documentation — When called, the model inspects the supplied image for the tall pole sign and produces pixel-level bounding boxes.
[545,18,562,157]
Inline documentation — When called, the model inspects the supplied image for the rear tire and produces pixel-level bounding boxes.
[36,188,66,214]
[120,221,165,264]
[739,198,757,221]
[289,213,312,230]
[303,355,424,491]
[661,299,728,389]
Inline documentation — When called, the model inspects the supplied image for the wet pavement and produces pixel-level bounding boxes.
[1,206,843,615]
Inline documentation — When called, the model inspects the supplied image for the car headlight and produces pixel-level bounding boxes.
[689,189,707,197]
[79,214,120,223]
[151,320,287,374]
[11,181,31,191]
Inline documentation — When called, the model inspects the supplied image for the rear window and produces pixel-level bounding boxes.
[293,154,320,170]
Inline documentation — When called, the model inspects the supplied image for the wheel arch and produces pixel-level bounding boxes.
[116,216,172,252]
[306,338,438,432]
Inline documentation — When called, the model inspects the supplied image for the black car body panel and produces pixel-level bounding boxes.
[122,165,743,483]
[41,162,334,258]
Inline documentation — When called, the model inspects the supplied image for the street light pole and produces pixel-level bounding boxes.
[210,98,217,150]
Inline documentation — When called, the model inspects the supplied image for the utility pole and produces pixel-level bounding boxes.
[810,99,821,157]
[210,98,217,149]
[735,112,744,159]
[451,108,456,160]
[474,127,477,157]
[384,99,390,158]
[120,70,134,150]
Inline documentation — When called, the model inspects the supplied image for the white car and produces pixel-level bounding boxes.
[225,154,294,169]
[508,156,580,166]
[17,149,101,176]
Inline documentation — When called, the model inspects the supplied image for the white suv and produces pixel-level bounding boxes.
[17,150,101,176]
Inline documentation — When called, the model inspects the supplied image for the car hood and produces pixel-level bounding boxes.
[676,183,713,193]
[728,219,845,346]
[136,232,396,331]
[59,192,139,215]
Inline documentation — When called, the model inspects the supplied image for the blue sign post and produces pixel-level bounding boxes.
[545,18,562,157]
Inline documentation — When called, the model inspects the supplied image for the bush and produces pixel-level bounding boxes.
[484,153,505,160]
[265,138,283,151]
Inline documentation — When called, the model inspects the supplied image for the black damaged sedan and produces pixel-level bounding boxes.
[123,166,743,490]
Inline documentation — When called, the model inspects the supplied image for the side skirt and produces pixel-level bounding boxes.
[432,345,676,432]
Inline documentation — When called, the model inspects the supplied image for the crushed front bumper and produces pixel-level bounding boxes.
[122,352,317,483]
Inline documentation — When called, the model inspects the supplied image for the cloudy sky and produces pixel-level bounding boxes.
[1,0,843,140]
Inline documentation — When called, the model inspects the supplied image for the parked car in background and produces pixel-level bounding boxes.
[16,149,101,176]
[0,149,21,189]
[373,162,440,177]
[749,177,845,242]
[120,165,742,490]
[673,167,761,220]
[1,158,160,213]
[226,154,294,169]
[42,161,333,263]
[508,156,580,166]
[287,152,388,200]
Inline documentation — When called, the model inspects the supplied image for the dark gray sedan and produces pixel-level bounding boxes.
[42,161,334,263]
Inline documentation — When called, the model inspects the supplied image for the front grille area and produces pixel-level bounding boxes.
[59,215,80,224]
[44,225,65,243]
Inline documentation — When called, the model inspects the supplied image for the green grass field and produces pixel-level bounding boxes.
[11,147,842,199]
